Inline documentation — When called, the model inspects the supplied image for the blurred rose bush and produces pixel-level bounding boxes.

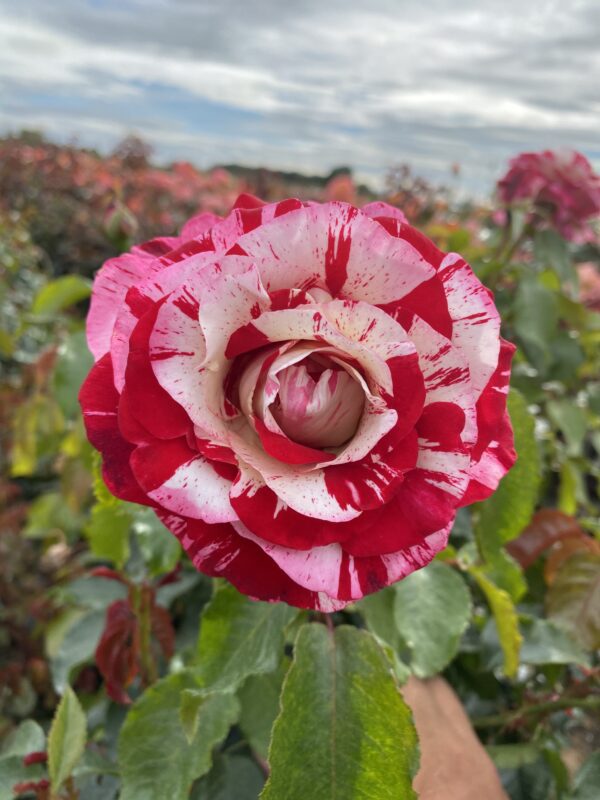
[497,149,600,244]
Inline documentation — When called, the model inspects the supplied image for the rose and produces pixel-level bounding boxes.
[80,193,515,611]
[497,150,600,244]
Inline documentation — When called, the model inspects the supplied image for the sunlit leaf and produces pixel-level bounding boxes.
[32,275,91,315]
[262,624,419,800]
[470,567,522,678]
[475,389,541,599]
[48,686,87,793]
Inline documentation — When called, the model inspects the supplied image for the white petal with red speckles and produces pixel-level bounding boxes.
[380,524,452,582]
[437,254,501,397]
[111,251,218,391]
[233,203,435,302]
[144,455,237,523]
[233,519,452,601]
[408,315,477,446]
[87,251,164,361]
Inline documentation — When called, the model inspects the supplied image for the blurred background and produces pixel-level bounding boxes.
[1,2,599,800]
[1,0,599,192]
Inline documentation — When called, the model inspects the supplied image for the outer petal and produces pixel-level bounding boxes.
[437,254,501,398]
[120,300,191,440]
[78,354,150,505]
[130,438,238,523]
[87,251,165,361]
[231,203,435,303]
[460,338,517,504]
[232,519,451,602]
[160,512,346,611]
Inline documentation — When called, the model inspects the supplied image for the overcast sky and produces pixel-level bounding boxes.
[1,0,599,192]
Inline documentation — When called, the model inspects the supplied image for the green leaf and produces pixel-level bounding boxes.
[568,752,600,800]
[118,671,239,800]
[0,721,46,800]
[475,389,541,599]
[196,583,297,692]
[519,617,590,666]
[191,754,265,800]
[52,329,93,417]
[85,502,132,568]
[180,689,206,745]
[547,399,587,456]
[32,275,91,315]
[469,567,522,678]
[50,609,106,693]
[534,229,577,285]
[262,624,418,800]
[24,491,81,539]
[487,743,541,769]
[513,278,559,371]
[356,588,410,682]
[547,552,600,650]
[48,685,87,793]
[0,720,45,757]
[131,507,181,577]
[393,561,472,677]
[10,393,64,477]
[238,659,289,760]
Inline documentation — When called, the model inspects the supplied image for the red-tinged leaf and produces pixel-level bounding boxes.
[13,779,50,799]
[95,599,140,704]
[156,562,181,588]
[151,602,175,661]
[545,536,600,585]
[506,509,585,568]
[547,552,600,650]
[23,751,48,766]
[90,566,130,585]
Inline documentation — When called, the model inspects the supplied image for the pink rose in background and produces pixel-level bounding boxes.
[497,150,600,243]
[80,194,515,610]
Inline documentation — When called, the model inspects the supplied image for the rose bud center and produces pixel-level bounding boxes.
[270,356,365,449]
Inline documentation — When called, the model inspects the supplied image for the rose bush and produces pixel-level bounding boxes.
[497,149,600,243]
[79,194,516,610]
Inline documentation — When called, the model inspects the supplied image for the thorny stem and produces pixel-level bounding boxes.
[473,694,600,729]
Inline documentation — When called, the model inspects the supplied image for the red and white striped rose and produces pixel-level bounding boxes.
[80,194,516,610]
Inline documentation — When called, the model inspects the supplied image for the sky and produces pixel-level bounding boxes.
[1,0,599,193]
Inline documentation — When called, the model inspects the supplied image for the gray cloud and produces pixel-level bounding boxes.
[0,0,598,192]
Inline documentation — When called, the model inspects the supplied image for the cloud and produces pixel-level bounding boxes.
[0,0,598,191]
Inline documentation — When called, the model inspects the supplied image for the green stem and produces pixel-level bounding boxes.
[473,694,600,729]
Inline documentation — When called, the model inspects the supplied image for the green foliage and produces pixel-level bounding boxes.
[568,753,600,800]
[195,582,298,691]
[262,624,419,800]
[118,671,239,800]
[192,755,265,800]
[475,389,541,599]
[393,562,472,678]
[0,722,46,800]
[52,329,94,416]
[86,503,132,568]
[238,659,290,760]
[32,274,91,315]
[48,686,87,793]
[470,567,522,677]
